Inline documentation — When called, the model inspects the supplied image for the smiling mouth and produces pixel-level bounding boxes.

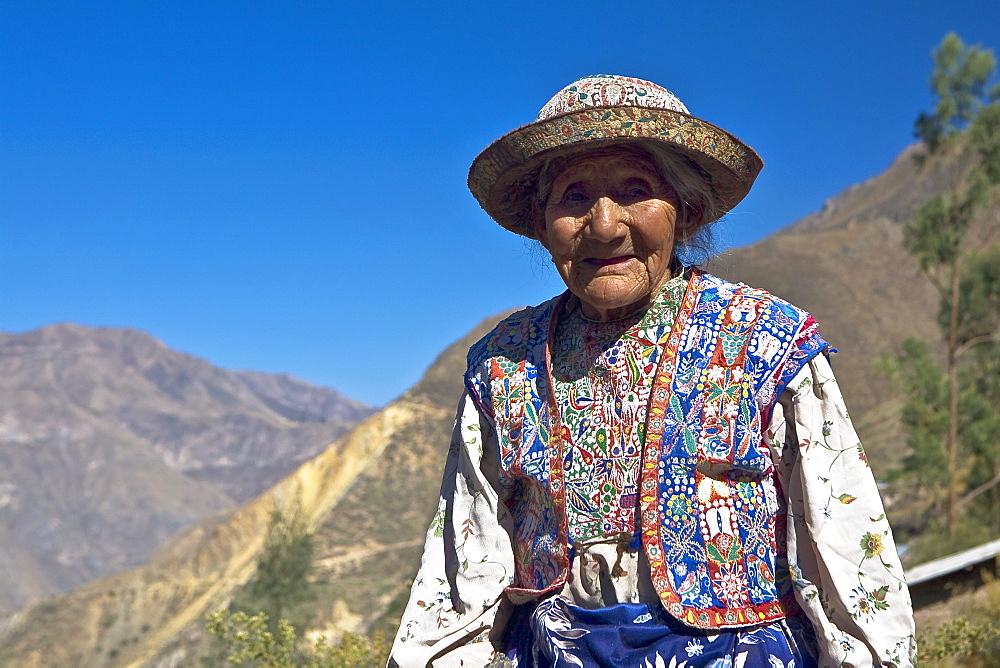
[586,255,636,267]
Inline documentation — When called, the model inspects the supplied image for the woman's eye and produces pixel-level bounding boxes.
[622,181,653,199]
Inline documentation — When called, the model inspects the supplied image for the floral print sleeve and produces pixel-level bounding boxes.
[388,391,514,667]
[767,355,916,667]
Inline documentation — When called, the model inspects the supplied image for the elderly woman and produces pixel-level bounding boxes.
[389,75,915,667]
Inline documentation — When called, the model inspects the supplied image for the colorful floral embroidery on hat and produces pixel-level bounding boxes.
[537,75,689,120]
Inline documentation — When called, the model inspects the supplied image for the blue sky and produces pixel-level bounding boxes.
[3,1,999,406]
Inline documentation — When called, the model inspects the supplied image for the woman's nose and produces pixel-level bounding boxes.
[588,196,627,241]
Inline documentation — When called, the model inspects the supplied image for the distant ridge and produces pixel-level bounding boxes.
[0,323,374,618]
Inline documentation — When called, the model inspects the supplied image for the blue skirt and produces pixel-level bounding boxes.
[502,596,819,668]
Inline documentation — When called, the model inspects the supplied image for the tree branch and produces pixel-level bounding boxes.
[957,471,1000,512]
[955,332,999,359]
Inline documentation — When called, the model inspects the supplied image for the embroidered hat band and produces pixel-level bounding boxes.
[468,74,763,239]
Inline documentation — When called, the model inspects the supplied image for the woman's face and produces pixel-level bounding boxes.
[539,148,679,322]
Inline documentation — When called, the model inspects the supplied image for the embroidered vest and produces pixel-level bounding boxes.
[465,270,828,630]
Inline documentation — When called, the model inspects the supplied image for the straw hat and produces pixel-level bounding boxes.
[468,74,763,239]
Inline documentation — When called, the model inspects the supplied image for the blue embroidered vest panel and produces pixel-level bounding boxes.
[464,271,828,629]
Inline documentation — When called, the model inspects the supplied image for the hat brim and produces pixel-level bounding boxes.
[468,106,763,239]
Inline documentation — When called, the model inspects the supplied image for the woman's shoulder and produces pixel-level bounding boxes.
[465,294,564,374]
[693,270,829,361]
[695,270,812,321]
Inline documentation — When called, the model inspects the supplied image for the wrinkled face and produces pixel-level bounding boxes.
[539,148,679,322]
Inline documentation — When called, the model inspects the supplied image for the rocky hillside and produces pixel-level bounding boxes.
[0,324,373,617]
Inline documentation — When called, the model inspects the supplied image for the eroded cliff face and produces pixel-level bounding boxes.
[0,400,436,667]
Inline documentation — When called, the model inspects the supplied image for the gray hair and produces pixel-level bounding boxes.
[529,141,724,265]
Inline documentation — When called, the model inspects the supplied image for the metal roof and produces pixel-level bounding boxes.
[905,538,1000,586]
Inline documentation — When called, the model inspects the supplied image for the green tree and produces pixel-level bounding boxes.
[206,503,392,666]
[207,611,297,667]
[948,247,1000,515]
[232,507,317,637]
[206,610,390,668]
[915,32,1000,151]
[892,33,1000,540]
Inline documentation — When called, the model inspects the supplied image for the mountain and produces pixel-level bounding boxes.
[0,313,505,667]
[0,324,374,618]
[0,142,994,666]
